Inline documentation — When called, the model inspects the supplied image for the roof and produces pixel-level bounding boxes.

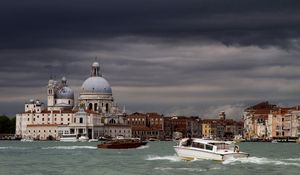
[81,76,112,94]
[246,101,277,111]
[27,124,59,127]
[181,138,233,145]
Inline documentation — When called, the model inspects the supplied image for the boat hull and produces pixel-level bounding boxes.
[174,146,249,161]
[97,141,147,149]
[59,138,77,142]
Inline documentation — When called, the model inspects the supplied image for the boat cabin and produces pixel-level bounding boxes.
[179,138,235,152]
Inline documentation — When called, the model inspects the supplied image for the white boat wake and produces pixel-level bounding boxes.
[223,157,300,167]
[42,146,97,150]
[146,154,181,162]
[154,167,206,172]
[0,146,29,150]
[136,145,149,149]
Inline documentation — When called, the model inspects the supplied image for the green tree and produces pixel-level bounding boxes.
[0,115,16,134]
[9,117,16,133]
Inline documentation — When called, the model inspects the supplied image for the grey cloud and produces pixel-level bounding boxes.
[1,1,300,117]
[0,0,300,49]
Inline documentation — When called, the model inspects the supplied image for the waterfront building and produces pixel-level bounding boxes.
[244,101,300,141]
[15,62,131,140]
[127,112,164,140]
[202,112,244,140]
[243,101,277,140]
[267,107,299,141]
[163,116,202,139]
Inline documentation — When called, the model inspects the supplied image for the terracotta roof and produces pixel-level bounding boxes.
[246,101,277,111]
[132,126,163,131]
[104,124,131,128]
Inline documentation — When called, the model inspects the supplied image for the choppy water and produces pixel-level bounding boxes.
[0,141,299,175]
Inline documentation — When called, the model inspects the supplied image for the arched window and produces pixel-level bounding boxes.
[94,103,98,111]
[106,103,109,112]
[109,119,116,124]
[88,103,93,110]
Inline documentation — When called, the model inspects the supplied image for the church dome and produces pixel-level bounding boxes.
[56,86,74,99]
[81,76,112,94]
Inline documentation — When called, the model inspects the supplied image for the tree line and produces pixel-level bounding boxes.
[0,115,16,134]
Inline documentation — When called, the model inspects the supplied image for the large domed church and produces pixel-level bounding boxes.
[15,62,131,140]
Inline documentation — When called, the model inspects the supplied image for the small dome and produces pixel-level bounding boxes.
[81,76,112,93]
[92,62,100,67]
[56,86,74,99]
[62,76,67,82]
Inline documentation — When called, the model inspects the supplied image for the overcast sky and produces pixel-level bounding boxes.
[1,0,300,119]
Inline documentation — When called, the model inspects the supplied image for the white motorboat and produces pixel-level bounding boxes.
[78,136,89,142]
[88,139,99,142]
[174,138,249,161]
[98,137,107,141]
[59,134,78,142]
[20,137,34,142]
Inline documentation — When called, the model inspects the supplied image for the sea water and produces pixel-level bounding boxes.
[0,141,299,175]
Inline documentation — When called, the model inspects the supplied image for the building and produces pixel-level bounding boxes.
[244,101,300,141]
[163,116,202,139]
[202,112,244,140]
[267,107,299,141]
[127,112,164,140]
[243,101,277,140]
[15,62,131,140]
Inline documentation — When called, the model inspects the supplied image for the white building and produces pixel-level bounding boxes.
[15,62,131,140]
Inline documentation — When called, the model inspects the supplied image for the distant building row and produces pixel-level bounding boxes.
[126,111,243,140]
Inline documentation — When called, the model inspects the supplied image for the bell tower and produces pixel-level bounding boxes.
[47,78,56,107]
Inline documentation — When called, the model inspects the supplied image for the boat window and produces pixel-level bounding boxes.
[205,144,213,151]
[192,142,204,149]
[216,143,229,150]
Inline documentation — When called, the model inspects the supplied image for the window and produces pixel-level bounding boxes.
[80,118,83,123]
[94,103,97,111]
[42,118,44,121]
[205,145,213,151]
[106,103,109,112]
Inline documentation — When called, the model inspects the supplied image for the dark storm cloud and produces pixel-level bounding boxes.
[1,0,300,117]
[0,0,300,49]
